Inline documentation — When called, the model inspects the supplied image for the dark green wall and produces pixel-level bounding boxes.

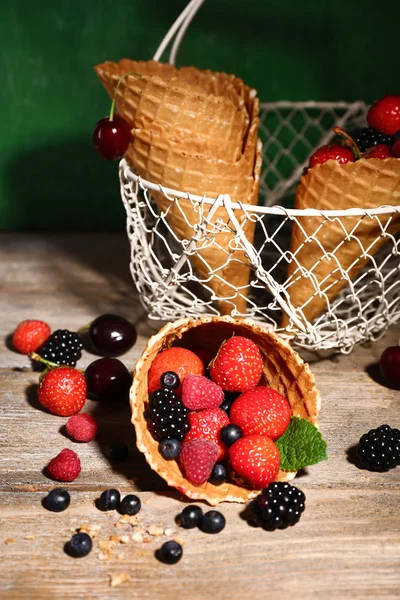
[1,0,398,230]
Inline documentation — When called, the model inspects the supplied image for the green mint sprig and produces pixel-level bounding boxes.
[276,416,328,471]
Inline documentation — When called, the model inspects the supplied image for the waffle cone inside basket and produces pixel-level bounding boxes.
[282,158,400,328]
[130,316,321,505]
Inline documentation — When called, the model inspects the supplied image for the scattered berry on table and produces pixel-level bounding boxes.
[220,424,243,447]
[159,438,181,460]
[98,489,121,511]
[309,143,355,167]
[44,488,71,512]
[363,143,392,159]
[158,540,183,564]
[148,347,204,395]
[38,329,83,367]
[230,386,291,440]
[379,346,400,389]
[92,115,131,160]
[66,532,93,558]
[120,494,141,516]
[209,463,228,485]
[229,435,281,489]
[12,320,51,354]
[108,441,129,462]
[88,314,137,357]
[351,127,393,152]
[179,439,218,486]
[209,336,263,393]
[85,357,131,401]
[160,371,180,390]
[356,424,400,472]
[249,482,306,530]
[200,510,226,534]
[181,374,224,410]
[184,407,230,461]
[367,95,400,135]
[65,413,97,442]
[38,367,87,416]
[47,448,81,482]
[146,387,190,442]
[179,505,203,529]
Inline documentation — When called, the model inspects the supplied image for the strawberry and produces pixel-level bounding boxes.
[38,367,87,416]
[230,386,291,440]
[181,374,224,410]
[209,336,263,393]
[148,347,204,395]
[179,439,218,485]
[229,435,280,489]
[12,320,51,354]
[309,143,355,168]
[47,448,81,482]
[363,144,392,159]
[367,95,400,136]
[184,407,230,461]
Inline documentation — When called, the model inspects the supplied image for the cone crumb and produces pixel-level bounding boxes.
[131,532,144,543]
[147,526,164,537]
[109,572,130,588]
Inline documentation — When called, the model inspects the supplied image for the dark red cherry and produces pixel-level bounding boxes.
[92,115,131,160]
[88,314,137,357]
[85,357,132,401]
[379,346,400,389]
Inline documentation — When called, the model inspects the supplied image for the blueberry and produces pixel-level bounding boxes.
[66,532,92,557]
[220,424,243,447]
[159,438,181,460]
[158,540,183,564]
[120,494,141,516]
[98,489,120,511]
[179,505,203,529]
[200,510,226,534]
[219,399,233,415]
[160,371,180,390]
[44,488,71,512]
[108,442,129,462]
[209,463,228,485]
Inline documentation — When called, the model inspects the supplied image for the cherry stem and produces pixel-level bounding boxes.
[109,71,143,122]
[332,126,361,159]
[77,324,90,335]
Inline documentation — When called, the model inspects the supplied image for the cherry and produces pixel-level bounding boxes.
[92,114,131,160]
[367,95,400,136]
[309,143,355,168]
[88,314,137,357]
[379,346,400,389]
[85,357,132,401]
[363,144,392,159]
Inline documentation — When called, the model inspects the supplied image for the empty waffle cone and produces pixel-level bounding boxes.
[282,158,400,328]
[130,315,321,505]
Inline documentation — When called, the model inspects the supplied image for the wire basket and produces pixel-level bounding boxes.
[119,0,400,353]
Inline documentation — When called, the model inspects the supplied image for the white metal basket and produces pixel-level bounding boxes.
[119,0,400,353]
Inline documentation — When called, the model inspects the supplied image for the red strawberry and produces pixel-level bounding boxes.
[230,386,291,440]
[179,439,218,485]
[209,336,263,393]
[367,95,400,136]
[12,320,51,354]
[47,448,81,482]
[309,143,355,168]
[181,374,224,410]
[66,413,97,442]
[229,435,280,489]
[38,367,87,416]
[363,144,392,159]
[184,407,230,460]
[148,347,204,395]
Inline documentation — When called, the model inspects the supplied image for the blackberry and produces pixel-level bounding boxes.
[356,424,400,472]
[352,127,393,152]
[39,329,83,367]
[145,388,190,442]
[249,482,305,531]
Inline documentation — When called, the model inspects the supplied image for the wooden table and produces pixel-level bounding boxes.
[1,233,399,600]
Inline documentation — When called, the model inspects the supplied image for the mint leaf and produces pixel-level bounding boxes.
[276,417,327,471]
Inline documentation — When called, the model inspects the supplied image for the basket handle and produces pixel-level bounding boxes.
[153,0,205,64]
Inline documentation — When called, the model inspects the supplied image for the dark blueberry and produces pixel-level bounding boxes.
[98,489,121,511]
[158,540,183,564]
[219,399,233,415]
[159,438,181,460]
[356,424,400,471]
[85,357,131,401]
[120,494,141,516]
[66,532,92,558]
[179,505,203,529]
[200,510,226,534]
[109,442,129,462]
[249,482,306,531]
[44,488,70,512]
[220,424,243,447]
[209,463,228,485]
[160,371,180,390]
[88,314,137,357]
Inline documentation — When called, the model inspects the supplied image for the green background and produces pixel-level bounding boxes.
[1,0,398,231]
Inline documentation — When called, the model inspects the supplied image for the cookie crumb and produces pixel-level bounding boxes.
[24,534,35,541]
[147,526,164,537]
[115,514,141,528]
[120,535,130,544]
[109,572,130,588]
[79,523,101,539]
[4,538,14,545]
[131,532,144,543]
[164,528,174,537]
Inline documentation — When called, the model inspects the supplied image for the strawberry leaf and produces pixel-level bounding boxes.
[276,417,327,471]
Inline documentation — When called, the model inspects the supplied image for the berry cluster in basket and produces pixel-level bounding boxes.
[309,94,400,167]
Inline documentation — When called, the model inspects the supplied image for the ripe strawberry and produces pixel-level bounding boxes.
[38,367,87,416]
[66,413,97,442]
[309,143,355,168]
[363,144,392,159]
[47,448,81,482]
[209,336,263,393]
[181,374,224,410]
[230,386,291,440]
[179,439,218,485]
[12,320,51,354]
[229,435,280,489]
[148,347,204,395]
[184,407,230,460]
[367,95,400,136]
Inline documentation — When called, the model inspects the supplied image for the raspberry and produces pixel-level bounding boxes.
[249,482,306,530]
[181,374,224,410]
[12,320,51,354]
[356,424,400,472]
[39,329,83,367]
[179,439,218,486]
[363,144,392,159]
[47,448,81,482]
[65,414,97,442]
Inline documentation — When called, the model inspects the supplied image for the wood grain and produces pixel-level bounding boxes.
[1,233,400,600]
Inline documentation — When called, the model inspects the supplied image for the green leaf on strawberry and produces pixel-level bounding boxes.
[276,417,327,471]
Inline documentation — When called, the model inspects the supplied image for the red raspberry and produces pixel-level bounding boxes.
[229,435,280,489]
[47,448,81,482]
[66,414,98,442]
[181,374,224,410]
[230,386,291,440]
[12,320,51,354]
[148,347,204,395]
[184,408,230,461]
[309,143,355,168]
[363,144,392,159]
[209,336,263,393]
[38,367,87,416]
[367,95,400,135]
[179,439,218,486]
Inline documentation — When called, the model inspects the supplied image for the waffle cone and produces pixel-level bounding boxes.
[130,316,321,505]
[282,158,400,327]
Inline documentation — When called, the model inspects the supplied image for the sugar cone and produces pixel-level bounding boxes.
[282,158,400,328]
[130,316,321,505]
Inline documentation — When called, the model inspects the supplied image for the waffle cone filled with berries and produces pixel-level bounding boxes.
[130,316,321,505]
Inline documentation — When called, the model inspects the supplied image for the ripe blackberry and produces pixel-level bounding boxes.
[39,329,83,367]
[249,482,305,531]
[352,127,393,152]
[356,424,400,472]
[145,388,190,442]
